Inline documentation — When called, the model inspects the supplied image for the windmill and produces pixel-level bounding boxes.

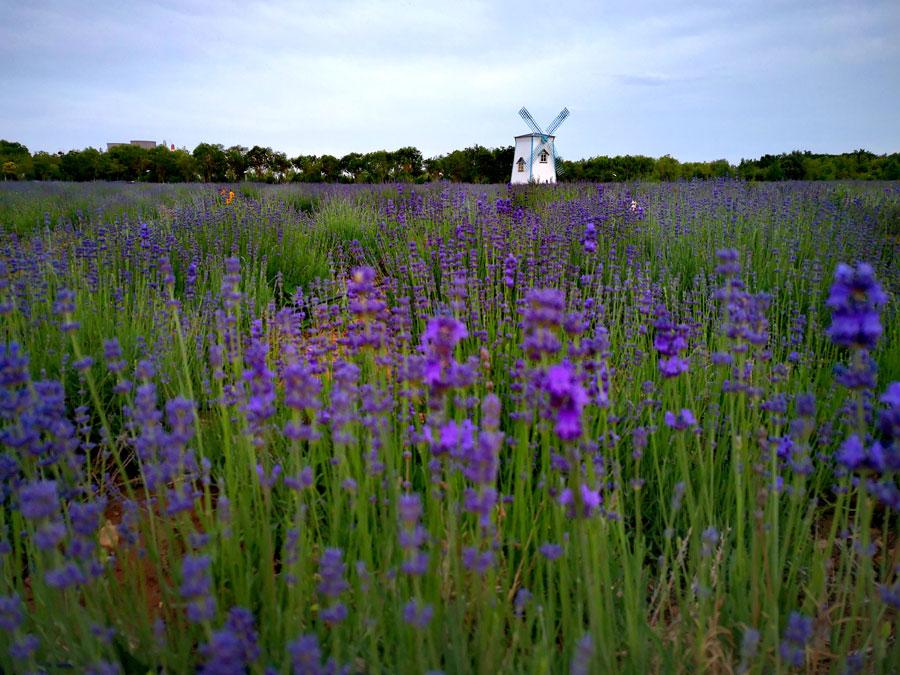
[511,106,569,184]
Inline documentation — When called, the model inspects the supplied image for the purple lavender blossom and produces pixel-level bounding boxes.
[664,409,698,431]
[503,253,518,287]
[18,480,59,520]
[544,363,588,441]
[0,594,23,631]
[826,263,886,350]
[558,483,602,518]
[34,520,66,550]
[836,435,867,471]
[288,633,332,675]
[319,603,348,624]
[199,607,259,675]
[317,548,349,598]
[539,543,564,560]
[402,599,434,629]
[779,611,812,668]
[701,526,719,557]
[461,546,494,573]
[284,466,314,492]
[422,316,468,358]
[9,633,39,660]
[180,554,216,623]
[582,222,597,254]
[398,493,423,526]
[522,289,566,360]
[282,361,322,412]
[44,562,87,589]
[653,306,689,377]
[714,248,741,277]
[243,339,276,439]
[570,633,595,675]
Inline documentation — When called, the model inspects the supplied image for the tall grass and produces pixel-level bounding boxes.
[0,180,897,673]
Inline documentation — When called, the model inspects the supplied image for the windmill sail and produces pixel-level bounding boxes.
[518,107,544,137]
[545,107,569,136]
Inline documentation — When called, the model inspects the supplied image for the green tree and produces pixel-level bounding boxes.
[29,152,61,180]
[246,145,274,180]
[0,140,31,179]
[655,155,680,181]
[104,144,150,180]
[269,151,291,182]
[319,155,341,182]
[59,148,102,181]
[339,153,367,183]
[393,146,424,182]
[193,143,228,182]
[225,146,249,181]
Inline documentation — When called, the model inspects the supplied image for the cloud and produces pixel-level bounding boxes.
[1,0,898,161]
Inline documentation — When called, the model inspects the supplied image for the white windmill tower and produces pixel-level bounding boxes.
[511,106,569,184]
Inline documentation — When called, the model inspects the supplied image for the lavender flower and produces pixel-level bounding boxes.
[402,599,434,629]
[570,633,595,675]
[826,263,886,350]
[558,483,602,518]
[398,492,430,576]
[664,409,698,431]
[18,480,59,520]
[544,363,588,441]
[243,339,275,440]
[653,305,689,377]
[180,554,216,623]
[44,562,87,589]
[582,221,597,253]
[288,633,335,675]
[10,633,39,660]
[522,289,565,360]
[539,543,564,560]
[503,253,518,287]
[199,607,259,675]
[779,611,812,668]
[0,594,23,631]
[701,526,719,557]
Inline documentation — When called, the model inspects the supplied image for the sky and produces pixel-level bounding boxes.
[2,0,899,163]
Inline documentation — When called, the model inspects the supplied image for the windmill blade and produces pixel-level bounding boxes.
[545,107,570,136]
[518,107,544,136]
[530,138,554,166]
[553,143,564,176]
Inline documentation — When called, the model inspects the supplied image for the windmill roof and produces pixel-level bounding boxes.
[514,133,555,139]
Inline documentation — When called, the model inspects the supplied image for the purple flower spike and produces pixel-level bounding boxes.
[402,599,434,629]
[654,306,690,378]
[422,316,468,356]
[539,543,564,560]
[545,363,588,441]
[836,435,866,471]
[826,263,886,350]
[19,480,59,520]
[664,409,698,431]
[317,548,348,598]
[779,611,813,667]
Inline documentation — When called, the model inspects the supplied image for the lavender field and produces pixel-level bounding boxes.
[0,180,898,673]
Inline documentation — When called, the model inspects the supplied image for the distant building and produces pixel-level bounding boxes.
[511,107,570,184]
[106,140,158,151]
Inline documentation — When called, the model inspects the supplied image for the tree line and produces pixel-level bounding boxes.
[2,140,898,183]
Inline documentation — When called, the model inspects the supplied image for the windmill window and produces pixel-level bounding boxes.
[540,150,548,163]
[516,158,525,172]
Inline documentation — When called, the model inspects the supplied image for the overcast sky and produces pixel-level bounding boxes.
[2,0,898,162]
